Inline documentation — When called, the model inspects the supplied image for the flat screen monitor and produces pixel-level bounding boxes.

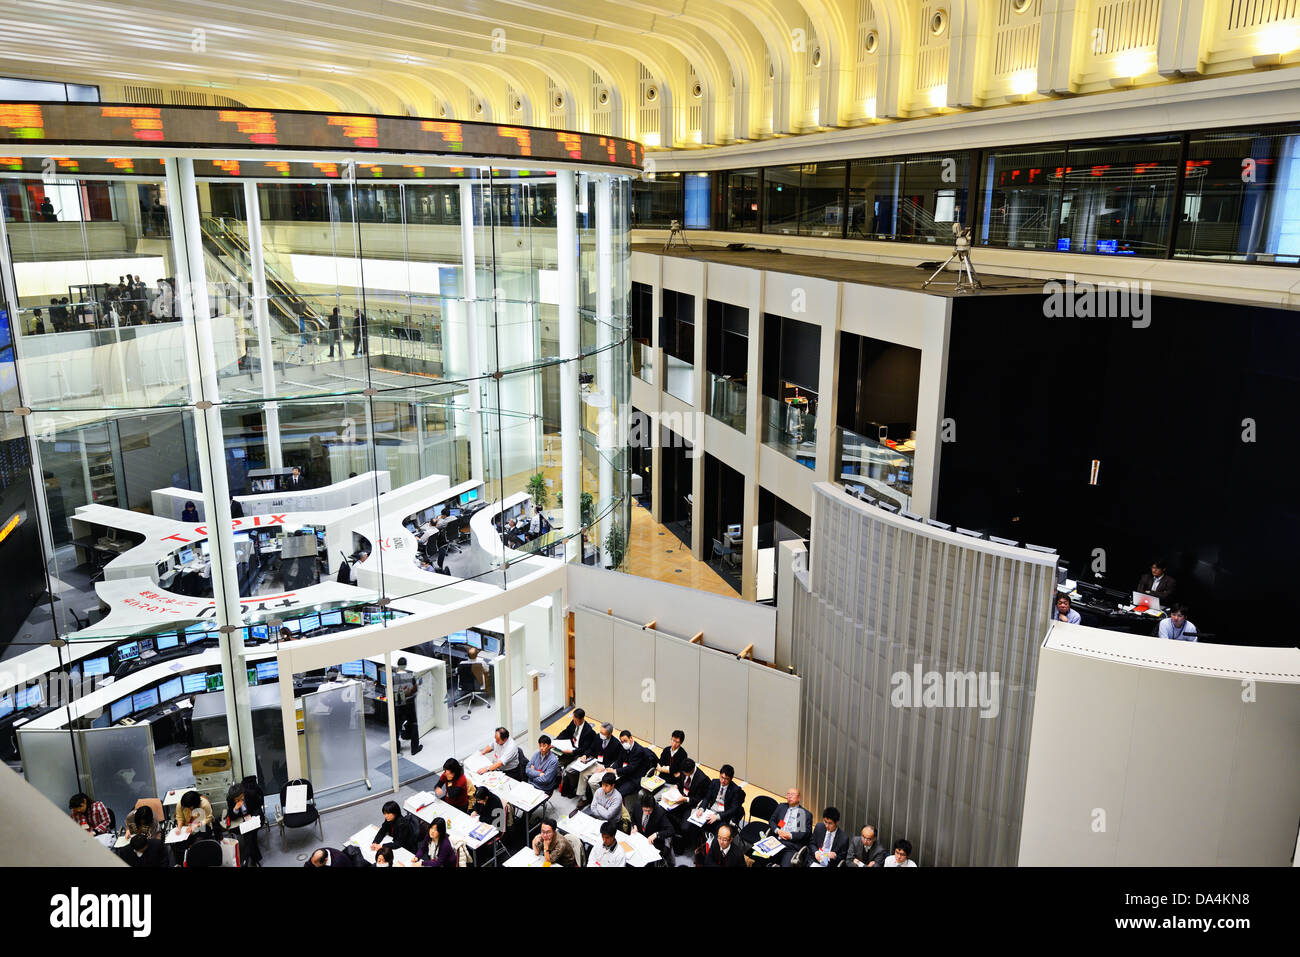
[448,507,462,518]
[22,685,43,709]
[199,541,210,556]
[376,668,385,687]
[116,641,140,662]
[185,623,208,644]
[232,532,250,544]
[343,609,363,625]
[205,672,224,692]
[298,613,320,632]
[182,673,207,694]
[364,611,382,625]
[159,677,183,702]
[447,631,468,645]
[246,667,258,686]
[255,660,278,681]
[155,632,179,651]
[110,698,132,722]
[460,488,479,504]
[132,688,159,712]
[0,694,13,719]
[179,547,194,564]
[481,634,501,655]
[363,660,378,681]
[82,656,109,678]
[320,610,342,628]
[250,624,268,642]
[341,660,364,677]
[464,630,483,650]
[139,637,155,654]
[282,618,301,634]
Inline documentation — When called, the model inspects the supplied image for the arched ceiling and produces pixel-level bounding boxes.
[0,0,1296,153]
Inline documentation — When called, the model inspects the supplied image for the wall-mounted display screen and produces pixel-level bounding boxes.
[255,660,278,681]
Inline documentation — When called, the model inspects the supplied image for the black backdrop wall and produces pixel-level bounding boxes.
[936,292,1297,645]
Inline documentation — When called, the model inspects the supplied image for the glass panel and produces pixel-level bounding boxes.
[17,728,84,809]
[722,169,761,232]
[978,144,1067,250]
[763,164,803,235]
[837,426,914,511]
[83,724,157,821]
[706,371,747,431]
[848,157,904,240]
[1055,137,1180,257]
[301,681,369,809]
[901,154,970,243]
[630,175,682,228]
[799,161,847,237]
[762,392,817,469]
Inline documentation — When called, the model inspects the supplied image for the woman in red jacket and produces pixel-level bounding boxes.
[433,758,470,811]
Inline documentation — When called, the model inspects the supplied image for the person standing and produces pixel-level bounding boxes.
[351,308,367,355]
[392,658,421,755]
[327,306,342,357]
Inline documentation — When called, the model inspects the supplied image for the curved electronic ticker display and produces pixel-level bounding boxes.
[0,102,644,170]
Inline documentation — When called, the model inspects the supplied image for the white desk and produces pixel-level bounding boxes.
[504,846,564,868]
[345,823,418,866]
[464,759,549,814]
[556,811,662,867]
[403,791,499,851]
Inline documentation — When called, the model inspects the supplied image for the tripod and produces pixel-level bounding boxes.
[922,226,982,293]
[663,219,693,252]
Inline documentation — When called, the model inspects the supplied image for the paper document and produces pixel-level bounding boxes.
[688,807,710,827]
[165,827,189,845]
[752,836,783,858]
[640,775,663,791]
[468,823,495,842]
[239,816,262,834]
[570,758,595,772]
[659,786,685,805]
[405,791,436,812]
[284,784,308,813]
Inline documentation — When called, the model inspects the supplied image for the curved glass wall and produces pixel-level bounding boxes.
[0,155,631,816]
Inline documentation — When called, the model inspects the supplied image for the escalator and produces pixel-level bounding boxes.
[200,216,324,335]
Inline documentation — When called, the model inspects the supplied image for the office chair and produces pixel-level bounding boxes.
[453,660,490,720]
[738,794,778,848]
[278,777,323,849]
[183,838,224,867]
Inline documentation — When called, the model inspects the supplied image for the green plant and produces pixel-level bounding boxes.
[527,472,548,510]
[580,491,594,527]
[604,521,627,570]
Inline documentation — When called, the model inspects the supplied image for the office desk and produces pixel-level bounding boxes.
[504,846,563,868]
[556,811,662,867]
[1057,581,1163,636]
[403,791,503,864]
[463,759,549,838]
[345,824,418,866]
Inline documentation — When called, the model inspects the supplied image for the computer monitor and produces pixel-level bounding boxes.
[132,688,159,712]
[0,694,13,720]
[364,611,382,625]
[298,613,321,632]
[460,488,479,504]
[82,656,109,678]
[255,660,278,681]
[481,634,501,655]
[199,541,210,556]
[182,673,207,694]
[22,685,43,709]
[246,667,258,686]
[186,627,208,645]
[447,631,468,645]
[464,630,483,650]
[320,610,342,628]
[341,660,364,677]
[179,547,194,564]
[232,532,250,544]
[139,637,155,654]
[205,672,224,692]
[343,609,363,626]
[726,523,742,536]
[155,632,179,651]
[449,507,462,518]
[159,677,183,702]
[250,624,268,643]
[282,618,301,634]
[110,698,132,723]
[376,668,385,687]
[363,660,378,681]
[116,640,140,662]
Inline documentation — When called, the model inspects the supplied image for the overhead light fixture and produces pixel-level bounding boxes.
[928,85,947,109]
[642,131,661,147]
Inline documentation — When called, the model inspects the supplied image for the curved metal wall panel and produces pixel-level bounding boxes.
[793,482,1055,867]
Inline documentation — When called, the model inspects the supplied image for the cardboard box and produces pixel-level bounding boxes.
[190,746,231,776]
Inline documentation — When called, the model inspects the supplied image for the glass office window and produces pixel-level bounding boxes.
[978,144,1068,250]
[721,168,761,232]
[684,173,712,229]
[901,154,970,243]
[1054,136,1181,257]
[630,175,682,228]
[1175,128,1300,265]
[847,157,904,240]
[800,162,847,237]
[763,164,803,235]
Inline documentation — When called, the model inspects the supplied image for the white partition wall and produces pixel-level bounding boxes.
[696,647,751,780]
[612,620,655,735]
[653,633,700,749]
[573,607,615,724]
[746,666,800,796]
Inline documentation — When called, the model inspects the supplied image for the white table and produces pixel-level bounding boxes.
[556,811,662,867]
[464,756,550,845]
[404,791,501,859]
[345,824,418,866]
[504,846,564,868]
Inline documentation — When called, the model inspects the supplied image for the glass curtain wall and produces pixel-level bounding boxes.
[1,158,630,817]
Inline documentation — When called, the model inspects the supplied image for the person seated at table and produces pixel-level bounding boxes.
[766,787,812,868]
[807,807,849,867]
[657,730,689,787]
[305,847,350,867]
[467,785,503,830]
[477,726,524,780]
[372,799,419,854]
[700,824,745,867]
[1051,594,1081,625]
[575,722,621,806]
[117,833,169,868]
[172,790,215,864]
[68,793,112,835]
[1137,560,1177,603]
[682,765,744,848]
[1157,604,1198,642]
[883,837,918,867]
[415,817,457,867]
[848,824,888,868]
[584,773,624,824]
[278,625,294,643]
[531,818,576,867]
[374,846,396,867]
[525,734,561,795]
[434,758,470,811]
[555,707,596,765]
[124,803,159,840]
[632,791,673,856]
[666,759,710,852]
[180,501,199,523]
[609,729,655,802]
[587,820,627,867]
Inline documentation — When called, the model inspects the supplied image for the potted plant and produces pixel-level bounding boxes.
[604,521,627,570]
[527,472,548,510]
[580,491,594,528]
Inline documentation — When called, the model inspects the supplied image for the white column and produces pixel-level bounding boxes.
[595,175,615,556]
[166,158,256,779]
[557,169,581,561]
[0,207,57,564]
[457,181,485,482]
[243,181,283,470]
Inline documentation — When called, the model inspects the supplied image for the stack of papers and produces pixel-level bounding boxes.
[570,757,595,772]
[688,807,710,827]
[640,775,664,791]
[752,835,783,858]
[659,786,685,805]
[468,823,494,842]
[238,816,262,834]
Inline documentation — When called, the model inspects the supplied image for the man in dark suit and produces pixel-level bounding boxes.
[632,791,674,857]
[1137,560,1177,603]
[682,764,744,849]
[847,824,888,867]
[117,834,169,867]
[575,722,623,805]
[656,730,689,787]
[609,730,655,802]
[304,847,351,867]
[806,807,849,867]
[766,787,813,867]
[555,707,596,766]
[700,824,746,867]
[371,800,419,854]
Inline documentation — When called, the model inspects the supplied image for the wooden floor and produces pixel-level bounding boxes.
[623,501,739,598]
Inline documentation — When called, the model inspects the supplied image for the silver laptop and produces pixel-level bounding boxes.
[1132,591,1161,611]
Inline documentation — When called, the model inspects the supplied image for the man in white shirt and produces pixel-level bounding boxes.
[478,726,523,778]
[587,821,627,867]
[1156,604,1198,642]
[883,838,918,867]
